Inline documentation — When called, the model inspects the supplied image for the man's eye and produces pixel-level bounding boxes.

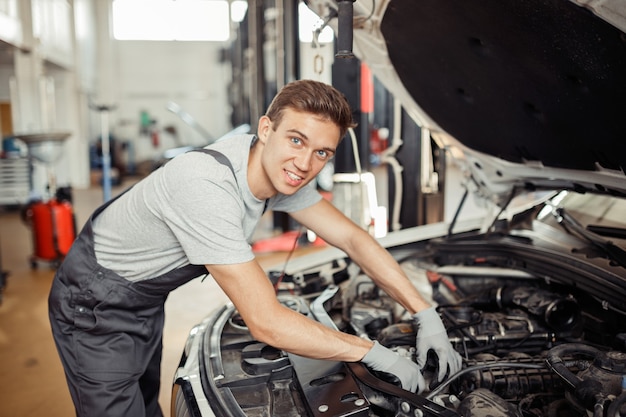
[291,137,302,145]
[316,150,329,160]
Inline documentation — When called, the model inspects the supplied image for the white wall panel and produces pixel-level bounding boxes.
[0,0,22,46]
[31,0,74,68]
[112,40,230,164]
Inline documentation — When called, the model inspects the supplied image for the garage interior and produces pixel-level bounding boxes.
[1,180,234,415]
[0,1,485,416]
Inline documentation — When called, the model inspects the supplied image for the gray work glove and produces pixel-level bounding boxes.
[413,307,462,384]
[361,341,425,393]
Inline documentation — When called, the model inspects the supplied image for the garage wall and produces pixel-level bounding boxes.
[89,0,232,178]
[109,40,231,167]
[1,0,333,195]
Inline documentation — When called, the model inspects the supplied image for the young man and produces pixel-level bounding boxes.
[49,79,461,417]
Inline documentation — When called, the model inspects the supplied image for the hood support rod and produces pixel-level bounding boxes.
[336,0,356,58]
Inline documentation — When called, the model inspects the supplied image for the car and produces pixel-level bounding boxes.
[171,1,626,417]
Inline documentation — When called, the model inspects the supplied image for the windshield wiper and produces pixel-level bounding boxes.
[556,208,626,268]
[586,224,626,240]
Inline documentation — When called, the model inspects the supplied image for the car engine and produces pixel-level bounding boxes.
[305,244,626,417]
[201,233,626,417]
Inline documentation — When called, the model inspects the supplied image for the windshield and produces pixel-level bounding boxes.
[538,191,626,250]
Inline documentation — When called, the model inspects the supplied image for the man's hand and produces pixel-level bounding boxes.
[361,341,425,393]
[413,307,462,384]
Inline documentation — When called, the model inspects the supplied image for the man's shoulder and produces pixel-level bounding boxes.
[206,133,255,155]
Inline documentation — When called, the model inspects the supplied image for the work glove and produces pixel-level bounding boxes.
[361,340,425,393]
[413,307,462,384]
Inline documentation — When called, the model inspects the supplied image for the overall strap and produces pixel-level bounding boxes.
[192,148,238,185]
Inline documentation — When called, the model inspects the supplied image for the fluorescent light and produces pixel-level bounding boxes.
[298,2,334,43]
[230,0,248,23]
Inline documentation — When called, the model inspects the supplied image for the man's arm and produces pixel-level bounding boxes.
[207,204,431,391]
[290,199,432,314]
[291,199,463,384]
[206,259,373,361]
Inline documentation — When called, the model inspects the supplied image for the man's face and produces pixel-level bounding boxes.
[257,108,341,196]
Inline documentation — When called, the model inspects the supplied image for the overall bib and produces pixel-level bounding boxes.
[48,150,230,417]
[48,190,207,417]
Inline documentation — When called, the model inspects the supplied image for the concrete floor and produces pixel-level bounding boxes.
[0,180,309,417]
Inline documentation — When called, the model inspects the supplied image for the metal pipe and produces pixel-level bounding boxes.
[336,0,355,59]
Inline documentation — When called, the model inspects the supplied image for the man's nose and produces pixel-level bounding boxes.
[294,152,312,171]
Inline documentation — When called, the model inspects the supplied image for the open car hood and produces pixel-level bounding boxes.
[306,0,626,204]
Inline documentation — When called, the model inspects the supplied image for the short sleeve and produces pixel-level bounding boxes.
[161,153,255,266]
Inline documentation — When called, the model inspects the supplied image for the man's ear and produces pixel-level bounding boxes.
[257,116,271,143]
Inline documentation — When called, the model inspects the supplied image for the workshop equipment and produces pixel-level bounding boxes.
[16,132,76,268]
[23,194,75,268]
[91,104,116,202]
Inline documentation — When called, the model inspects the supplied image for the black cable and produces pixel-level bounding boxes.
[426,361,545,399]
[273,227,304,293]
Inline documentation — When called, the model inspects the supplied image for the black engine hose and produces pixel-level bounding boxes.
[426,362,545,399]
[607,390,626,417]
[545,344,601,390]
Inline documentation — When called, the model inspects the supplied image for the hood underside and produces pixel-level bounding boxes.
[307,0,626,197]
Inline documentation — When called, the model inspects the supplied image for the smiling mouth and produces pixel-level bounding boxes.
[285,170,304,185]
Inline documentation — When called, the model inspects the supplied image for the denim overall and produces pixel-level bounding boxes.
[48,150,231,417]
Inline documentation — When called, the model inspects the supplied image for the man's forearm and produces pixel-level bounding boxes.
[343,230,431,315]
[247,302,374,361]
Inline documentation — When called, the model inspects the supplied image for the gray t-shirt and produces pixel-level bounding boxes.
[92,134,322,282]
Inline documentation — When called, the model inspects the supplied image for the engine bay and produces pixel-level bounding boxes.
[334,265,626,417]
[205,234,626,417]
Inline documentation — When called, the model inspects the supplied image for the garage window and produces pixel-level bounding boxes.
[112,0,230,41]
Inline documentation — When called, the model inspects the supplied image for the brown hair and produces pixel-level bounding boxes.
[265,79,357,139]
